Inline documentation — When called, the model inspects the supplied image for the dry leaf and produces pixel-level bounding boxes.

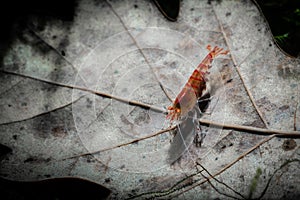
[0,0,299,199]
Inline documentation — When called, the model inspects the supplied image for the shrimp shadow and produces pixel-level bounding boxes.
[167,93,211,164]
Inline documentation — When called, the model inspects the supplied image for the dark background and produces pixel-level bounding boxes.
[0,0,299,60]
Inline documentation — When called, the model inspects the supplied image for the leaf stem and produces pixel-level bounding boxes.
[199,118,300,137]
[0,69,167,116]
[172,135,276,198]
[2,68,300,138]
[212,6,270,129]
[63,125,176,160]
[105,0,173,102]
[64,117,300,160]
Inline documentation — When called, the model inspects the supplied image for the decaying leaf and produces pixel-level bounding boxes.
[0,0,299,199]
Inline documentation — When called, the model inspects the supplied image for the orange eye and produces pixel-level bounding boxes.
[176,108,180,113]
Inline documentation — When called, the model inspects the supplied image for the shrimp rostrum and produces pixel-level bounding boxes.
[167,45,229,121]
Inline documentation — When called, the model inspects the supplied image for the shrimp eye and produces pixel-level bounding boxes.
[168,106,173,110]
[176,108,180,113]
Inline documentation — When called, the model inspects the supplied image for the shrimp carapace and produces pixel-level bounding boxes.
[167,45,229,121]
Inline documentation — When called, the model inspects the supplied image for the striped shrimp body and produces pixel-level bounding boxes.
[167,45,229,121]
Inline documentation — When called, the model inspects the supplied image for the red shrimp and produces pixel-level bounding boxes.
[167,45,229,121]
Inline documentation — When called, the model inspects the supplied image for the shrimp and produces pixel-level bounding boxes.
[167,45,229,121]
